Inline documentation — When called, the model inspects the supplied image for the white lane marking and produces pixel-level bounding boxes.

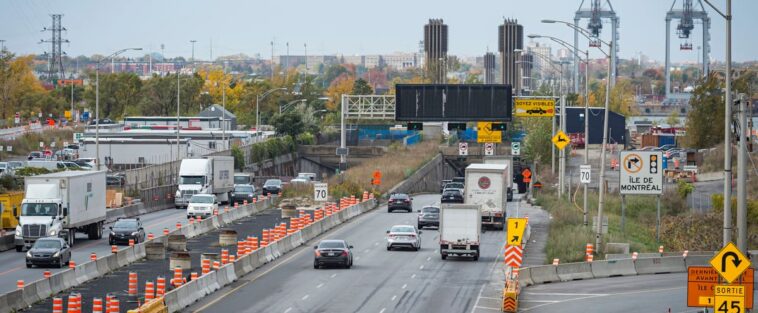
[477,296,503,300]
[374,242,379,246]
[518,300,559,303]
[426,256,431,261]
[379,308,386,313]
[356,256,361,260]
[419,265,424,270]
[520,287,685,312]
[401,283,407,289]
[301,294,309,300]
[330,274,337,278]
[473,305,501,311]
[411,274,416,279]
[434,249,438,253]
[284,308,292,313]
[316,283,324,289]
[524,292,608,296]
[391,295,397,301]
[469,233,507,313]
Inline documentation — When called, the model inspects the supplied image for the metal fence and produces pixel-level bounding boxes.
[139,184,177,210]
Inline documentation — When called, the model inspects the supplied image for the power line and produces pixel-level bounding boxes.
[39,14,69,83]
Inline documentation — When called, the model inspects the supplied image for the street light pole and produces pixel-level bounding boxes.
[255,88,287,138]
[596,42,613,252]
[176,70,180,161]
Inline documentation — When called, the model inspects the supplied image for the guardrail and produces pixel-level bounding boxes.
[0,196,278,313]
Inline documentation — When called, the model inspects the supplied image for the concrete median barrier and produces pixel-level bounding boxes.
[528,265,560,284]
[556,262,594,281]
[263,245,275,262]
[33,278,52,302]
[0,234,15,252]
[163,287,181,313]
[685,255,712,267]
[4,289,24,311]
[634,257,685,275]
[0,291,9,313]
[215,264,237,287]
[48,268,75,294]
[518,267,533,287]
[591,259,637,278]
[75,261,101,284]
[248,250,262,270]
[21,281,41,307]
[271,241,282,258]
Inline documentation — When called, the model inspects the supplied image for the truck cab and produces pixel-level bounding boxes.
[175,157,233,209]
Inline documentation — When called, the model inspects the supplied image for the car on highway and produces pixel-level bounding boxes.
[74,158,97,169]
[388,193,413,212]
[25,237,71,268]
[386,225,421,251]
[313,239,353,269]
[187,194,218,219]
[289,174,313,184]
[417,205,440,229]
[443,182,465,194]
[439,179,452,193]
[57,161,85,170]
[440,189,464,203]
[231,184,257,204]
[27,151,44,160]
[659,144,677,151]
[89,118,114,125]
[108,218,146,245]
[261,179,282,196]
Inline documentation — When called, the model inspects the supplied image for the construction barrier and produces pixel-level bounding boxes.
[126,297,168,313]
[634,257,686,275]
[591,259,637,278]
[555,262,594,281]
[528,264,561,284]
[502,278,519,312]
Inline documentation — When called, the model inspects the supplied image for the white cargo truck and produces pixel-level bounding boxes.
[464,163,508,230]
[439,203,481,260]
[175,156,234,209]
[15,171,106,251]
[483,156,515,201]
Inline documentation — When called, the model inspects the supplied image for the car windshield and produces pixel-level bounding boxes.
[234,186,253,193]
[445,183,464,189]
[264,179,281,186]
[21,203,58,216]
[234,176,249,184]
[422,207,440,213]
[190,195,214,204]
[180,176,205,185]
[33,240,61,249]
[391,226,415,233]
[443,190,461,196]
[113,220,138,229]
[391,194,408,200]
[318,241,346,249]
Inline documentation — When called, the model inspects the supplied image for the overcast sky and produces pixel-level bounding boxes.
[1,0,756,63]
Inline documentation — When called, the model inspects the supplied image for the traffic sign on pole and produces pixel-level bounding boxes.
[511,142,520,156]
[580,165,591,184]
[484,143,494,156]
[714,284,745,313]
[551,130,569,150]
[313,183,328,202]
[687,266,754,308]
[507,218,527,246]
[710,242,752,284]
[619,151,663,195]
[458,142,468,156]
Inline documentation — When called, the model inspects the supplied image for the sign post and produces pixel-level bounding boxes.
[313,183,328,202]
[458,142,468,156]
[484,143,494,156]
[551,130,569,151]
[619,150,663,239]
[477,122,502,143]
[580,165,591,184]
[513,98,556,117]
[511,142,520,156]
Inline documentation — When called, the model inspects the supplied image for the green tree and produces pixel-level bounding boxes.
[270,111,305,138]
[83,72,142,119]
[683,73,725,148]
[137,74,204,116]
[522,117,553,165]
[666,110,680,128]
[351,78,373,95]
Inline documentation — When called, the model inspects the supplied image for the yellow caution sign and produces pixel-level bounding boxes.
[477,122,502,143]
[714,284,744,313]
[514,98,556,117]
[507,218,527,246]
[551,130,570,150]
[710,242,752,284]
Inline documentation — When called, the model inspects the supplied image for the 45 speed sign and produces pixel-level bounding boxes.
[314,183,328,202]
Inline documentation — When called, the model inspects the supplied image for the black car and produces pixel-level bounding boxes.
[417,206,440,229]
[26,237,71,268]
[441,189,464,203]
[388,193,413,213]
[89,118,114,125]
[261,179,282,196]
[231,184,257,204]
[109,218,146,245]
[313,239,353,269]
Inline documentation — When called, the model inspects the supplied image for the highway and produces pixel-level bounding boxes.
[0,206,187,294]
[189,194,511,313]
[519,272,758,313]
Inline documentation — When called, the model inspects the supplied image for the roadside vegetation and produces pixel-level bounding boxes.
[0,127,77,157]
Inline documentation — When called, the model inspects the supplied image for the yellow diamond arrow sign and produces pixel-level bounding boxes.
[552,130,570,150]
[709,242,752,284]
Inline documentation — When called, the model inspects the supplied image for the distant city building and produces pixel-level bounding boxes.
[527,41,553,74]
[424,18,448,83]
[382,53,418,70]
[483,52,496,84]
[521,53,534,91]
[197,104,237,130]
[499,19,524,93]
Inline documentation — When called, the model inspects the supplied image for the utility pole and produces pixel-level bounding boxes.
[40,14,68,83]
[270,41,274,80]
[176,71,181,161]
[722,0,733,248]
[190,40,197,65]
[222,61,227,151]
[583,51,589,226]
[736,94,747,252]
[595,43,613,252]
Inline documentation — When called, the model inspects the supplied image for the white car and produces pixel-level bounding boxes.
[186,194,218,219]
[386,225,422,251]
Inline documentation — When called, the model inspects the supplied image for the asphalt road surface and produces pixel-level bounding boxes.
[0,206,188,294]
[519,272,758,313]
[189,194,511,313]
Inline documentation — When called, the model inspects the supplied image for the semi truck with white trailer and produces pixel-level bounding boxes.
[175,156,234,209]
[464,163,508,230]
[15,171,106,251]
[483,156,515,201]
[439,203,481,260]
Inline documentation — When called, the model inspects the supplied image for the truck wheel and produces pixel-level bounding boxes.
[441,254,447,260]
[68,232,75,247]
[472,253,479,261]
[15,245,22,252]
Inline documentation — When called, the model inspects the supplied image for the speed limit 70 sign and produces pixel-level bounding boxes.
[313,183,328,202]
[580,165,591,184]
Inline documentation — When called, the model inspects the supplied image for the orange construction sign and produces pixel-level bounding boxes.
[687,266,754,308]
[372,170,382,185]
[522,168,532,183]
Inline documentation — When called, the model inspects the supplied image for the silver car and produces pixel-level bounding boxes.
[386,225,421,251]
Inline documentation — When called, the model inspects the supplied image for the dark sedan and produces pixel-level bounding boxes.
[261,179,282,196]
[388,193,413,213]
[417,206,440,229]
[109,218,146,245]
[26,237,71,268]
[441,189,464,203]
[231,184,257,204]
[314,239,353,269]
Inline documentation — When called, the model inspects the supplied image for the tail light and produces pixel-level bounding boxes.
[495,212,504,217]
[404,200,410,203]
[341,250,348,256]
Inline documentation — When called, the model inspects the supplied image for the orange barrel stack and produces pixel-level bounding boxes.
[52,297,63,313]
[221,249,229,264]
[249,236,259,251]
[90,252,97,261]
[172,267,183,287]
[156,276,166,297]
[92,297,104,313]
[163,228,169,235]
[201,259,211,274]
[111,245,118,254]
[144,280,155,301]
[44,270,52,279]
[128,272,138,296]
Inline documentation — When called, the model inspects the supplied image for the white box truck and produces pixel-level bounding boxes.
[464,163,508,230]
[175,156,234,209]
[15,171,106,251]
[439,203,481,260]
[483,156,515,201]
